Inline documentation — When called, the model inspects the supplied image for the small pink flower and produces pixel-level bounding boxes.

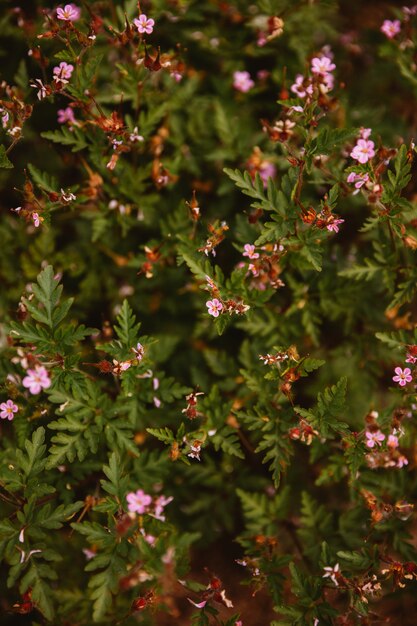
[392,366,413,386]
[326,217,344,233]
[350,139,375,164]
[406,353,417,364]
[126,489,152,514]
[290,74,313,98]
[206,299,223,317]
[243,244,259,259]
[387,434,399,448]
[53,62,74,84]
[360,127,372,139]
[56,4,81,21]
[233,71,255,93]
[347,172,369,191]
[311,56,336,75]
[153,495,173,521]
[134,14,155,34]
[22,365,51,394]
[0,399,18,421]
[132,342,145,361]
[57,107,75,124]
[187,599,207,609]
[32,213,41,228]
[365,430,386,448]
[381,19,401,39]
[259,161,276,186]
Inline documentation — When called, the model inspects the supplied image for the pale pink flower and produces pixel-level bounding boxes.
[365,430,386,448]
[57,107,75,124]
[188,443,201,461]
[30,79,48,100]
[233,71,254,93]
[311,56,336,75]
[56,4,81,21]
[323,563,340,586]
[53,62,74,84]
[32,213,41,227]
[187,599,207,609]
[22,366,51,394]
[381,19,401,39]
[126,489,152,514]
[0,399,18,421]
[392,366,413,386]
[243,244,259,259]
[132,342,145,360]
[326,217,344,233]
[259,161,276,186]
[360,127,372,139]
[134,14,155,34]
[206,299,223,317]
[387,434,399,448]
[350,139,376,164]
[347,172,369,191]
[290,74,313,98]
[153,495,173,521]
[82,547,96,560]
[406,353,417,364]
[1,109,9,128]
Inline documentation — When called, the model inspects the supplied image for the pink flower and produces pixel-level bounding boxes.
[53,62,74,84]
[22,365,51,394]
[326,217,344,233]
[387,434,399,448]
[392,366,413,386]
[397,455,409,468]
[233,71,254,93]
[360,127,372,139]
[57,107,75,124]
[0,399,18,421]
[350,139,375,164]
[406,353,417,364]
[56,4,81,21]
[32,213,41,227]
[134,14,155,34]
[206,299,223,317]
[290,74,313,98]
[365,430,386,448]
[311,56,336,75]
[187,599,207,609]
[126,489,152,514]
[381,19,401,39]
[132,342,145,361]
[153,495,173,521]
[243,244,259,259]
[347,172,369,190]
[259,161,276,186]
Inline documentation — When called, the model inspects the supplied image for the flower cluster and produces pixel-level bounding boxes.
[126,489,173,521]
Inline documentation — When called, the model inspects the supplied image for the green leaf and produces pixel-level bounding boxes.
[0,144,13,168]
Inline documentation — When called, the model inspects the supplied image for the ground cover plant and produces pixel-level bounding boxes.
[1,1,417,624]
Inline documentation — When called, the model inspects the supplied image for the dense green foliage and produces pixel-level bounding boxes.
[1,1,417,624]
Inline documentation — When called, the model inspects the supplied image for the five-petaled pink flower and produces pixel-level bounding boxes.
[242,244,259,259]
[206,299,223,317]
[233,71,255,93]
[311,56,336,75]
[126,489,152,514]
[365,430,385,448]
[56,4,81,21]
[134,14,155,34]
[381,19,401,39]
[392,366,412,386]
[0,399,18,421]
[22,365,51,394]
[350,139,375,164]
[57,107,75,124]
[53,62,74,84]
